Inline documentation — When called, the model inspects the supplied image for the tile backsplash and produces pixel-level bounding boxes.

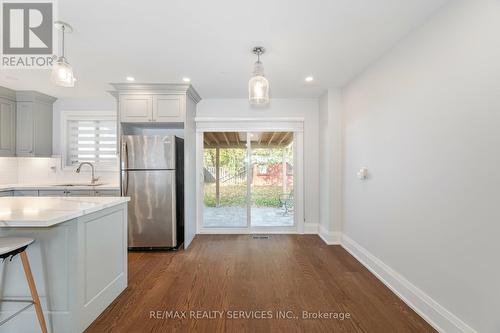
[0,157,119,185]
[0,157,19,184]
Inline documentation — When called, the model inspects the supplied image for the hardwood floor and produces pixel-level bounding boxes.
[85,235,435,333]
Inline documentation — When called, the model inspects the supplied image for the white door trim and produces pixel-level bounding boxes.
[195,119,305,234]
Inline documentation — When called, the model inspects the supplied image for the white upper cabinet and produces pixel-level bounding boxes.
[0,87,56,157]
[16,102,34,156]
[15,91,56,157]
[120,95,153,122]
[119,94,185,123]
[0,97,16,156]
[112,83,200,125]
[153,95,184,122]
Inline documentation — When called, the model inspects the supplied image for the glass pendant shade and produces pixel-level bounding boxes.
[248,61,269,105]
[51,57,76,87]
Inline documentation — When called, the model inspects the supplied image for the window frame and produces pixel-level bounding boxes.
[60,110,118,171]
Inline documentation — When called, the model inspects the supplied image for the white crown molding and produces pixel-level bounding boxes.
[107,90,119,100]
[0,86,16,101]
[15,90,57,104]
[109,83,201,103]
[340,234,477,333]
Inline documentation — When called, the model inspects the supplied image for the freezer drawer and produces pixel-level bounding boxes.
[122,170,176,248]
[121,135,176,170]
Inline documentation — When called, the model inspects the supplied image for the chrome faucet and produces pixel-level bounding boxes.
[76,162,100,184]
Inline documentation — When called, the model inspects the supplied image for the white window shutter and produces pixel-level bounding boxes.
[66,119,117,168]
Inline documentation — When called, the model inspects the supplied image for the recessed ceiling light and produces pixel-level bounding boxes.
[305,76,314,83]
[126,76,135,82]
[182,77,191,83]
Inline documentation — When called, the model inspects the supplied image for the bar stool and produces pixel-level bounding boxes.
[0,238,48,333]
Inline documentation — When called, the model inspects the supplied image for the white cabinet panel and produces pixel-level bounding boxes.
[66,190,92,196]
[94,190,120,196]
[33,101,53,157]
[119,94,187,123]
[16,102,34,156]
[13,190,38,196]
[153,95,184,122]
[39,190,67,197]
[39,189,93,196]
[15,92,55,157]
[120,95,152,123]
[0,98,16,156]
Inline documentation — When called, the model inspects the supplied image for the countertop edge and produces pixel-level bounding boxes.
[0,197,130,228]
[0,184,120,191]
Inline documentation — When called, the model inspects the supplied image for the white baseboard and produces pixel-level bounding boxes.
[340,234,476,333]
[303,223,319,234]
[318,224,341,245]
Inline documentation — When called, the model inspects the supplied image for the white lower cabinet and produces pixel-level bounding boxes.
[13,190,38,196]
[67,190,93,196]
[38,190,67,197]
[94,190,121,196]
[18,189,120,197]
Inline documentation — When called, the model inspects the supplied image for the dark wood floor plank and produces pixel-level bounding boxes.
[85,234,436,333]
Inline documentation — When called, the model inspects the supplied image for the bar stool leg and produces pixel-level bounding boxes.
[20,251,48,333]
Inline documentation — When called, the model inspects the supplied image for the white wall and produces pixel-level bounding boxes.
[184,97,197,248]
[342,1,500,332]
[318,90,343,243]
[318,94,330,235]
[197,98,319,229]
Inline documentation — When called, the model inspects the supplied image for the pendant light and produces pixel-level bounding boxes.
[248,46,269,105]
[51,21,76,87]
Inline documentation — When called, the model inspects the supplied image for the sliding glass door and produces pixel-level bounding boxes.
[202,132,248,228]
[249,132,294,227]
[202,131,294,229]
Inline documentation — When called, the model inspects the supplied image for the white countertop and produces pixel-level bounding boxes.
[0,183,120,191]
[0,197,129,227]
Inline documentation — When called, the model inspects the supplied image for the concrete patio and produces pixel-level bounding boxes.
[203,206,294,227]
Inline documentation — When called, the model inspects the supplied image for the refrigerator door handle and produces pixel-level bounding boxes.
[121,171,129,197]
[121,140,128,170]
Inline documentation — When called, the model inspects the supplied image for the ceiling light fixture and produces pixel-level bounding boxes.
[182,77,191,83]
[248,46,269,105]
[305,76,314,82]
[126,76,135,82]
[51,21,76,87]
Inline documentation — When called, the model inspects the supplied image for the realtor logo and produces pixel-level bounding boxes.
[1,1,55,68]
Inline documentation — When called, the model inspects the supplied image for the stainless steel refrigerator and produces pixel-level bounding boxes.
[121,135,184,249]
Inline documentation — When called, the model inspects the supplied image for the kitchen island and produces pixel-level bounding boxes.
[0,197,129,333]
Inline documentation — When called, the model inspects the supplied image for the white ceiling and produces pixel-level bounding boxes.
[0,0,449,99]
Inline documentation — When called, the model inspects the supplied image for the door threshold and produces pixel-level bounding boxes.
[198,228,298,234]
